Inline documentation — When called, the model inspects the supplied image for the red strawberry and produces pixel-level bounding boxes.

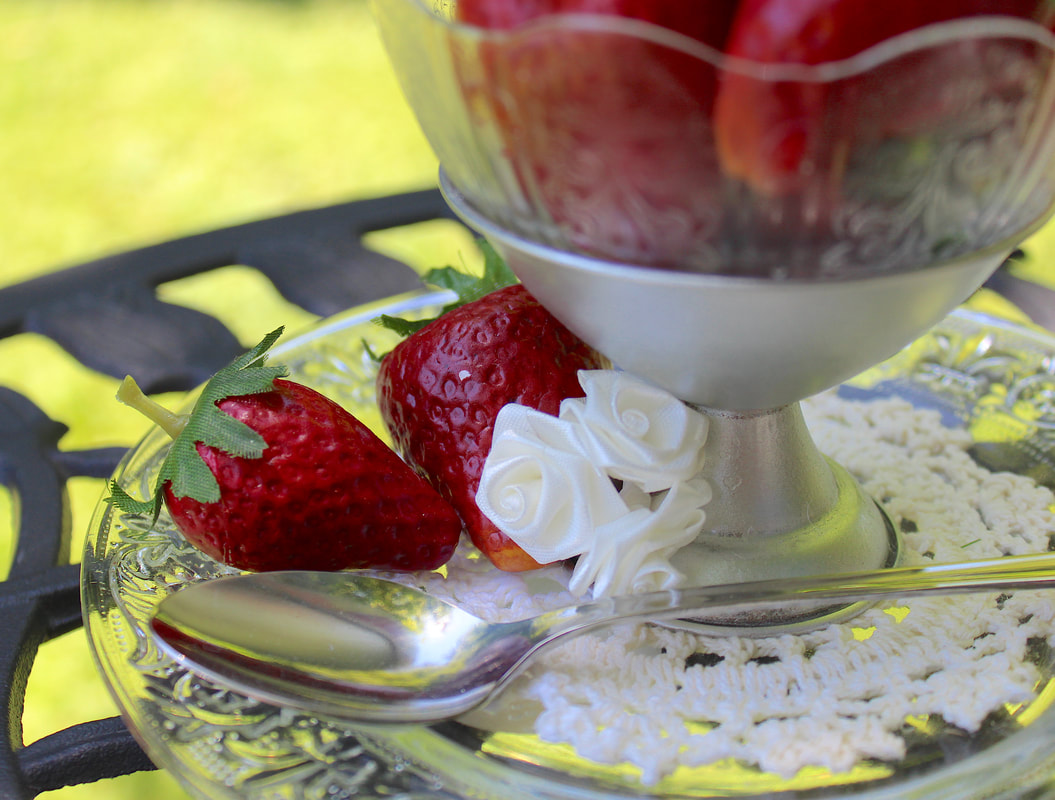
[454,0,737,269]
[715,0,1052,197]
[375,246,608,572]
[458,0,736,41]
[108,329,461,573]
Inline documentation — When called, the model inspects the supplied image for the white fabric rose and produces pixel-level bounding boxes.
[476,404,629,564]
[560,370,708,492]
[476,370,713,598]
[568,478,712,597]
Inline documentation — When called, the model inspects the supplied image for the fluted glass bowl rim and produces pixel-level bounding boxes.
[382,0,1055,83]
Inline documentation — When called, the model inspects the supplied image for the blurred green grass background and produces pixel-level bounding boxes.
[5,2,1055,799]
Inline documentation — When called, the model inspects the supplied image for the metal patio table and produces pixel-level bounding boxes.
[0,186,1051,798]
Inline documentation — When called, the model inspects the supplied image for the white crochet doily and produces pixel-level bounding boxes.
[399,392,1055,784]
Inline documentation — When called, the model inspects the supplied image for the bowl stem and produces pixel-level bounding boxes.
[666,402,901,634]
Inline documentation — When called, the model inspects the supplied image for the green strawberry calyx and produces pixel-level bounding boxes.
[374,238,517,340]
[106,327,290,524]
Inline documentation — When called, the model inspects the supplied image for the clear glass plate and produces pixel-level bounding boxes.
[82,291,1055,800]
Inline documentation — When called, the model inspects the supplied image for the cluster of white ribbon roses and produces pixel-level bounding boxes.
[475,370,712,598]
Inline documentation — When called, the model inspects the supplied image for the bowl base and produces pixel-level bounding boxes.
[666,508,900,637]
[661,404,902,636]
[665,487,900,637]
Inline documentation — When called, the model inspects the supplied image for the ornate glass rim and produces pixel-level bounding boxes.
[382,1,1055,84]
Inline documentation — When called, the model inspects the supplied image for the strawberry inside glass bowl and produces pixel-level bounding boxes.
[372,0,1055,630]
[375,0,1055,278]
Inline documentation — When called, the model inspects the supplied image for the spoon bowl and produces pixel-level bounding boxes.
[152,553,1055,725]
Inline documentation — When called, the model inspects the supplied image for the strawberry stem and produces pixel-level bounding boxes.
[373,239,517,349]
[116,375,188,439]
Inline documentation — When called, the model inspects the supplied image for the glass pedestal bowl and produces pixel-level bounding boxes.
[373,0,1055,630]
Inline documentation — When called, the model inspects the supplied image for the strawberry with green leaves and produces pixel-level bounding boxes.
[376,244,609,572]
[108,328,462,573]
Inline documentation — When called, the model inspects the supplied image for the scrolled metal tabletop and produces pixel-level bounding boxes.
[0,186,1047,798]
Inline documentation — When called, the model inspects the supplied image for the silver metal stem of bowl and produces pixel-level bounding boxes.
[697,404,836,540]
[441,170,1022,634]
[668,404,899,634]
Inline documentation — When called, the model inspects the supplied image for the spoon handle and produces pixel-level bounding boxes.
[528,552,1055,647]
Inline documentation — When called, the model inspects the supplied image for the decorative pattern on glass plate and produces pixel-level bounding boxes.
[851,309,1055,486]
[83,296,1055,800]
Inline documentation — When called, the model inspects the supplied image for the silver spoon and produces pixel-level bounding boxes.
[151,552,1055,724]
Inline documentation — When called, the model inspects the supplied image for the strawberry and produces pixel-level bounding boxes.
[107,329,461,573]
[454,0,737,269]
[714,0,1053,197]
[458,0,736,40]
[375,244,608,572]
